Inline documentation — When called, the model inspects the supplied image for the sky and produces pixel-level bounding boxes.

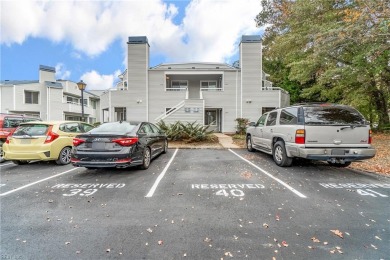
[0,0,264,90]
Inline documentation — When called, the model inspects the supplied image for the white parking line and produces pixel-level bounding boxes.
[0,163,13,167]
[0,168,79,197]
[229,149,307,198]
[145,148,178,198]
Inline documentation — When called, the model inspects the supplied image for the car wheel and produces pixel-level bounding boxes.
[273,141,293,167]
[328,161,351,168]
[0,156,5,163]
[246,136,255,152]
[12,160,29,165]
[55,147,72,165]
[140,147,151,170]
[162,139,168,154]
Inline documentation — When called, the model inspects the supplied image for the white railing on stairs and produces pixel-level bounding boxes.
[155,100,185,122]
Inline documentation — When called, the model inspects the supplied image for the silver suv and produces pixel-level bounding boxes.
[246,104,376,167]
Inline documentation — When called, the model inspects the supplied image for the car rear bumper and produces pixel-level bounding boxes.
[286,146,376,162]
[3,149,54,161]
[71,160,139,168]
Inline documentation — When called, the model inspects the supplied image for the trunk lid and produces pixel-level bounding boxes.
[303,105,371,148]
[75,134,135,151]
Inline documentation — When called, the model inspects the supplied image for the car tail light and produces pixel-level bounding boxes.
[73,138,86,146]
[295,129,305,144]
[112,137,138,146]
[116,158,131,163]
[44,126,59,144]
[5,135,12,144]
[368,129,372,144]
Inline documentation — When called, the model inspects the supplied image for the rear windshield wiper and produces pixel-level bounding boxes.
[340,125,365,130]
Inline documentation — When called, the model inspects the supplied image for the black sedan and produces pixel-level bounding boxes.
[70,121,168,169]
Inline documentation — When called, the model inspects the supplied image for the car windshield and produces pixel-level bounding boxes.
[303,106,366,125]
[3,118,24,128]
[90,122,136,134]
[13,124,49,136]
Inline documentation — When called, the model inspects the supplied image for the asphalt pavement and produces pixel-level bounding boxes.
[1,148,389,259]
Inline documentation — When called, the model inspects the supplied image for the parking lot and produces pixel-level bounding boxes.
[1,148,389,259]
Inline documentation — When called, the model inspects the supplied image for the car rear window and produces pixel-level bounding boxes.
[90,122,136,134]
[303,106,366,125]
[13,124,49,136]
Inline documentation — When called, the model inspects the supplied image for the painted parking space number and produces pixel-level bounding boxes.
[192,184,265,197]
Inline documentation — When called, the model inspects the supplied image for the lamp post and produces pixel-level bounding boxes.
[77,80,87,122]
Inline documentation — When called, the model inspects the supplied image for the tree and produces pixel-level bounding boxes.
[256,0,390,128]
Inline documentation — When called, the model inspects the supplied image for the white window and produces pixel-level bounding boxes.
[167,80,187,91]
[119,81,128,90]
[200,81,221,91]
[66,96,79,104]
[25,91,39,104]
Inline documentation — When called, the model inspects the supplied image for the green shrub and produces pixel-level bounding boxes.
[235,118,250,135]
[156,120,215,142]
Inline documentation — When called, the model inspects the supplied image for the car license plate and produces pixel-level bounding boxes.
[92,142,105,150]
[20,139,31,144]
[331,149,345,155]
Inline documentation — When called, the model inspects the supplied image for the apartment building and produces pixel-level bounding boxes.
[0,65,100,123]
[100,35,289,133]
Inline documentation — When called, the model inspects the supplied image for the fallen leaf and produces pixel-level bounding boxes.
[146,228,153,233]
[158,240,163,245]
[330,229,344,238]
[224,251,233,257]
[106,249,111,253]
[65,242,71,245]
[311,237,320,243]
[263,223,269,228]
[282,241,288,247]
[275,215,280,221]
[204,237,212,243]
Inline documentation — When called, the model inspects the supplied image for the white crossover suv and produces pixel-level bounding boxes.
[246,104,376,167]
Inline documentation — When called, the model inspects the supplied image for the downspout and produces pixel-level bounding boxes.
[146,44,149,121]
[235,70,238,120]
[13,85,16,111]
[109,90,112,122]
[240,66,243,118]
[47,86,50,120]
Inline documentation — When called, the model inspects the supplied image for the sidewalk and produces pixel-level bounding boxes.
[213,133,240,148]
[168,133,241,149]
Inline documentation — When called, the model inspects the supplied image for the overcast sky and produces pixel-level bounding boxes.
[1,0,264,90]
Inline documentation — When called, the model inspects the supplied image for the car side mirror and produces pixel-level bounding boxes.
[249,122,256,127]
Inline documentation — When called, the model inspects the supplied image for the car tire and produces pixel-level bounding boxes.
[246,136,255,152]
[0,156,5,163]
[162,139,168,154]
[140,147,151,170]
[273,141,293,167]
[12,160,29,165]
[55,147,72,165]
[328,161,351,168]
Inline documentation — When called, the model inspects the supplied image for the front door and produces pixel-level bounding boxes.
[205,109,222,132]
